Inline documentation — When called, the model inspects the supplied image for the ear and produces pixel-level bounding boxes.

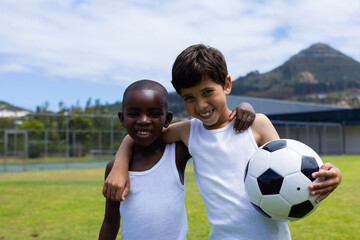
[118,112,125,128]
[224,75,232,95]
[164,111,173,128]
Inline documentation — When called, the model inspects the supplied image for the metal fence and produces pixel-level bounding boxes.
[0,113,346,172]
[273,120,344,155]
[0,112,129,172]
[0,128,127,172]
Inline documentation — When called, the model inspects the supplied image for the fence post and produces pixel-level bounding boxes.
[65,115,69,168]
[4,131,8,172]
[44,130,48,163]
[72,131,76,157]
[24,130,28,171]
[323,125,327,155]
[110,117,114,150]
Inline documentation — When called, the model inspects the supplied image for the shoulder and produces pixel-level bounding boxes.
[170,119,191,131]
[251,113,271,133]
[163,120,191,146]
[251,113,280,147]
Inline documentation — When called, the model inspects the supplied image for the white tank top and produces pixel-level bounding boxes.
[189,118,291,240]
[120,143,188,240]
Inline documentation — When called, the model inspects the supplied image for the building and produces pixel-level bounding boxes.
[227,95,359,155]
[0,101,31,118]
[0,109,30,118]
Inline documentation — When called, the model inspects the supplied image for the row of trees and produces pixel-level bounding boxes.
[1,100,126,159]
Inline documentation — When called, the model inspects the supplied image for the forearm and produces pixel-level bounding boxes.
[113,135,134,171]
[102,135,134,201]
[99,221,120,240]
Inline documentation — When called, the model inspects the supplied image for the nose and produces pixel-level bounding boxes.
[137,114,150,125]
[196,98,208,111]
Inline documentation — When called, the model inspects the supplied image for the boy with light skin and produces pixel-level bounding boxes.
[103,44,342,239]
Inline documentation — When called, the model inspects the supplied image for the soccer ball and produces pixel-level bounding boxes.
[244,139,324,222]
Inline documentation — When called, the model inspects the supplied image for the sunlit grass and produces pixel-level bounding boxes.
[0,155,358,239]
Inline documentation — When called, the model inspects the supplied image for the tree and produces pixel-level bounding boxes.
[18,120,44,158]
[69,116,94,156]
[18,120,44,130]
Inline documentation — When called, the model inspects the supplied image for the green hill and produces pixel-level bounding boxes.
[231,43,360,107]
[0,101,31,112]
[103,43,360,114]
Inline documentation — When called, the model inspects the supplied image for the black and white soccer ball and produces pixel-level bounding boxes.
[244,139,324,222]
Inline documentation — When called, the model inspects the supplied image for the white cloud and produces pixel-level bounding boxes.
[0,63,31,73]
[0,0,360,94]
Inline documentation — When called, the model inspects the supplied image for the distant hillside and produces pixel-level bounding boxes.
[104,94,188,117]
[0,101,30,111]
[105,101,122,113]
[231,43,360,107]
[0,101,32,117]
[104,43,360,115]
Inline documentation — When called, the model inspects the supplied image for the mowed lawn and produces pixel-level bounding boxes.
[0,155,358,240]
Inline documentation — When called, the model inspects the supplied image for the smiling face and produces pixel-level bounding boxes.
[119,89,172,147]
[180,76,232,130]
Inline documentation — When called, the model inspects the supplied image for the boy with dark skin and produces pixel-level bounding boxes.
[99,79,255,239]
[99,80,191,240]
[103,44,342,239]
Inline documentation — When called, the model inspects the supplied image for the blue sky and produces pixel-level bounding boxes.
[1,0,360,111]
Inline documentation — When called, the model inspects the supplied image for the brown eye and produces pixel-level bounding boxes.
[127,112,138,117]
[203,90,213,96]
[183,96,194,102]
[149,112,162,117]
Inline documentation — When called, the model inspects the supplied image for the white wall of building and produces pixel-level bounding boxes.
[275,124,360,155]
[344,126,360,154]
[0,110,30,118]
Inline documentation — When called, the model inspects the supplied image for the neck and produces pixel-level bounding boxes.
[133,137,165,155]
[203,108,232,130]
[130,137,166,171]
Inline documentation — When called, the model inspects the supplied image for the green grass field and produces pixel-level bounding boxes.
[0,155,359,239]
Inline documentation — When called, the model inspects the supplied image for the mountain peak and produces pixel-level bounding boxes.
[231,42,360,107]
[309,42,332,49]
[0,101,31,112]
[292,42,348,60]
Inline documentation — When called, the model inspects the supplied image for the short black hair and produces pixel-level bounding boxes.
[123,79,169,109]
[171,44,228,94]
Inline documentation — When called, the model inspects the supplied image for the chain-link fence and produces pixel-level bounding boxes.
[0,113,347,172]
[273,120,344,155]
[0,113,127,172]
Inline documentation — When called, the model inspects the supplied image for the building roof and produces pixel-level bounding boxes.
[226,95,349,115]
[268,108,360,126]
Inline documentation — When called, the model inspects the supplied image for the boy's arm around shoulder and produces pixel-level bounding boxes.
[229,102,256,133]
[99,160,120,240]
[103,120,191,202]
[162,120,191,147]
[103,135,134,201]
[251,113,280,147]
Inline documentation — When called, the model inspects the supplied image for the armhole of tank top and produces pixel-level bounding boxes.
[171,143,185,190]
[247,126,259,150]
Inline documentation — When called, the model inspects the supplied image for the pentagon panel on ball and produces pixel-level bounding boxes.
[244,139,324,222]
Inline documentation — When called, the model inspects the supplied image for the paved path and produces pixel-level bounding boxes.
[0,161,108,172]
